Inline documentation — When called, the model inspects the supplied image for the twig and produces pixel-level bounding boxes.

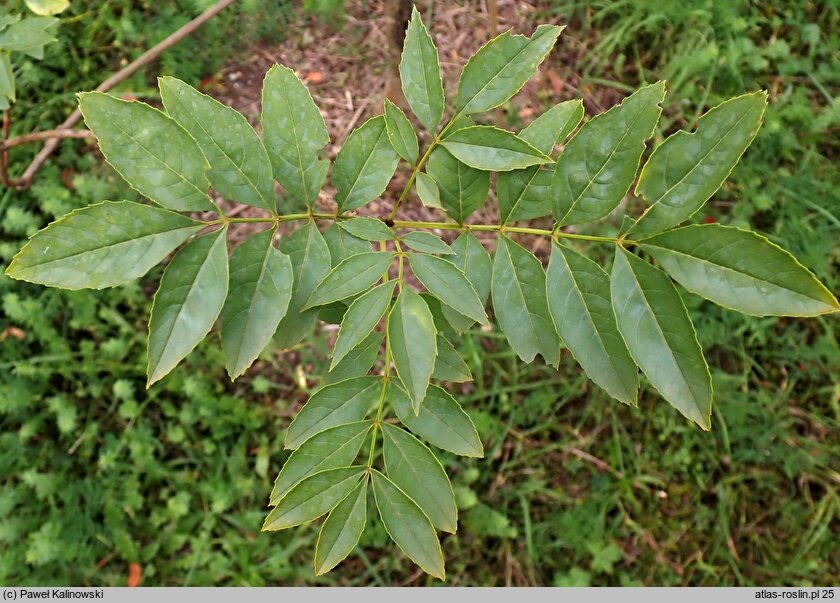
[3,0,237,189]
[0,128,93,152]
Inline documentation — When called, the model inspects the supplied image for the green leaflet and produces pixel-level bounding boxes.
[263,466,366,531]
[432,336,472,383]
[492,236,560,367]
[159,77,275,212]
[388,288,437,413]
[518,99,585,155]
[440,126,552,171]
[409,253,488,325]
[285,376,382,449]
[382,423,457,533]
[334,116,400,212]
[0,53,14,107]
[388,382,483,458]
[639,225,840,316]
[78,92,214,212]
[610,247,712,429]
[546,243,638,405]
[415,172,443,209]
[456,24,563,115]
[399,6,445,133]
[315,478,368,575]
[338,217,393,242]
[147,228,229,387]
[23,0,69,16]
[318,302,348,325]
[497,100,584,223]
[326,331,384,384]
[331,281,397,369]
[305,252,394,308]
[553,82,665,225]
[371,470,445,580]
[426,148,490,223]
[442,231,493,332]
[400,231,454,255]
[5,201,202,290]
[261,64,329,208]
[632,92,767,235]
[0,16,58,53]
[274,222,331,348]
[323,224,372,266]
[271,421,372,504]
[383,99,419,163]
[220,229,293,380]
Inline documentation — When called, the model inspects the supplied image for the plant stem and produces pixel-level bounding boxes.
[210,213,627,245]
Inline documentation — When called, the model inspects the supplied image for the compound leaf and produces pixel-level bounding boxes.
[274,222,331,348]
[632,92,767,235]
[426,148,489,223]
[306,252,394,308]
[331,281,397,369]
[409,253,488,324]
[610,247,712,429]
[546,243,638,405]
[388,288,437,413]
[456,24,563,114]
[492,236,560,367]
[389,382,483,458]
[271,421,372,503]
[399,6,445,133]
[315,478,368,575]
[6,201,202,290]
[553,82,665,225]
[334,116,400,212]
[382,423,457,533]
[263,466,365,531]
[78,92,214,212]
[639,225,840,316]
[440,126,552,172]
[220,229,293,379]
[400,231,454,255]
[159,76,275,211]
[261,64,329,208]
[285,376,382,449]
[371,470,445,580]
[147,228,229,386]
[384,99,419,163]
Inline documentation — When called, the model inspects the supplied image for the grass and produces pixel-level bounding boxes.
[1,0,838,586]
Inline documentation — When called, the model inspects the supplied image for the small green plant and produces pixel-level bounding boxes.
[0,4,63,110]
[5,7,838,581]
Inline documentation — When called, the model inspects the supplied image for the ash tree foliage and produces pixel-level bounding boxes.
[6,6,839,581]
